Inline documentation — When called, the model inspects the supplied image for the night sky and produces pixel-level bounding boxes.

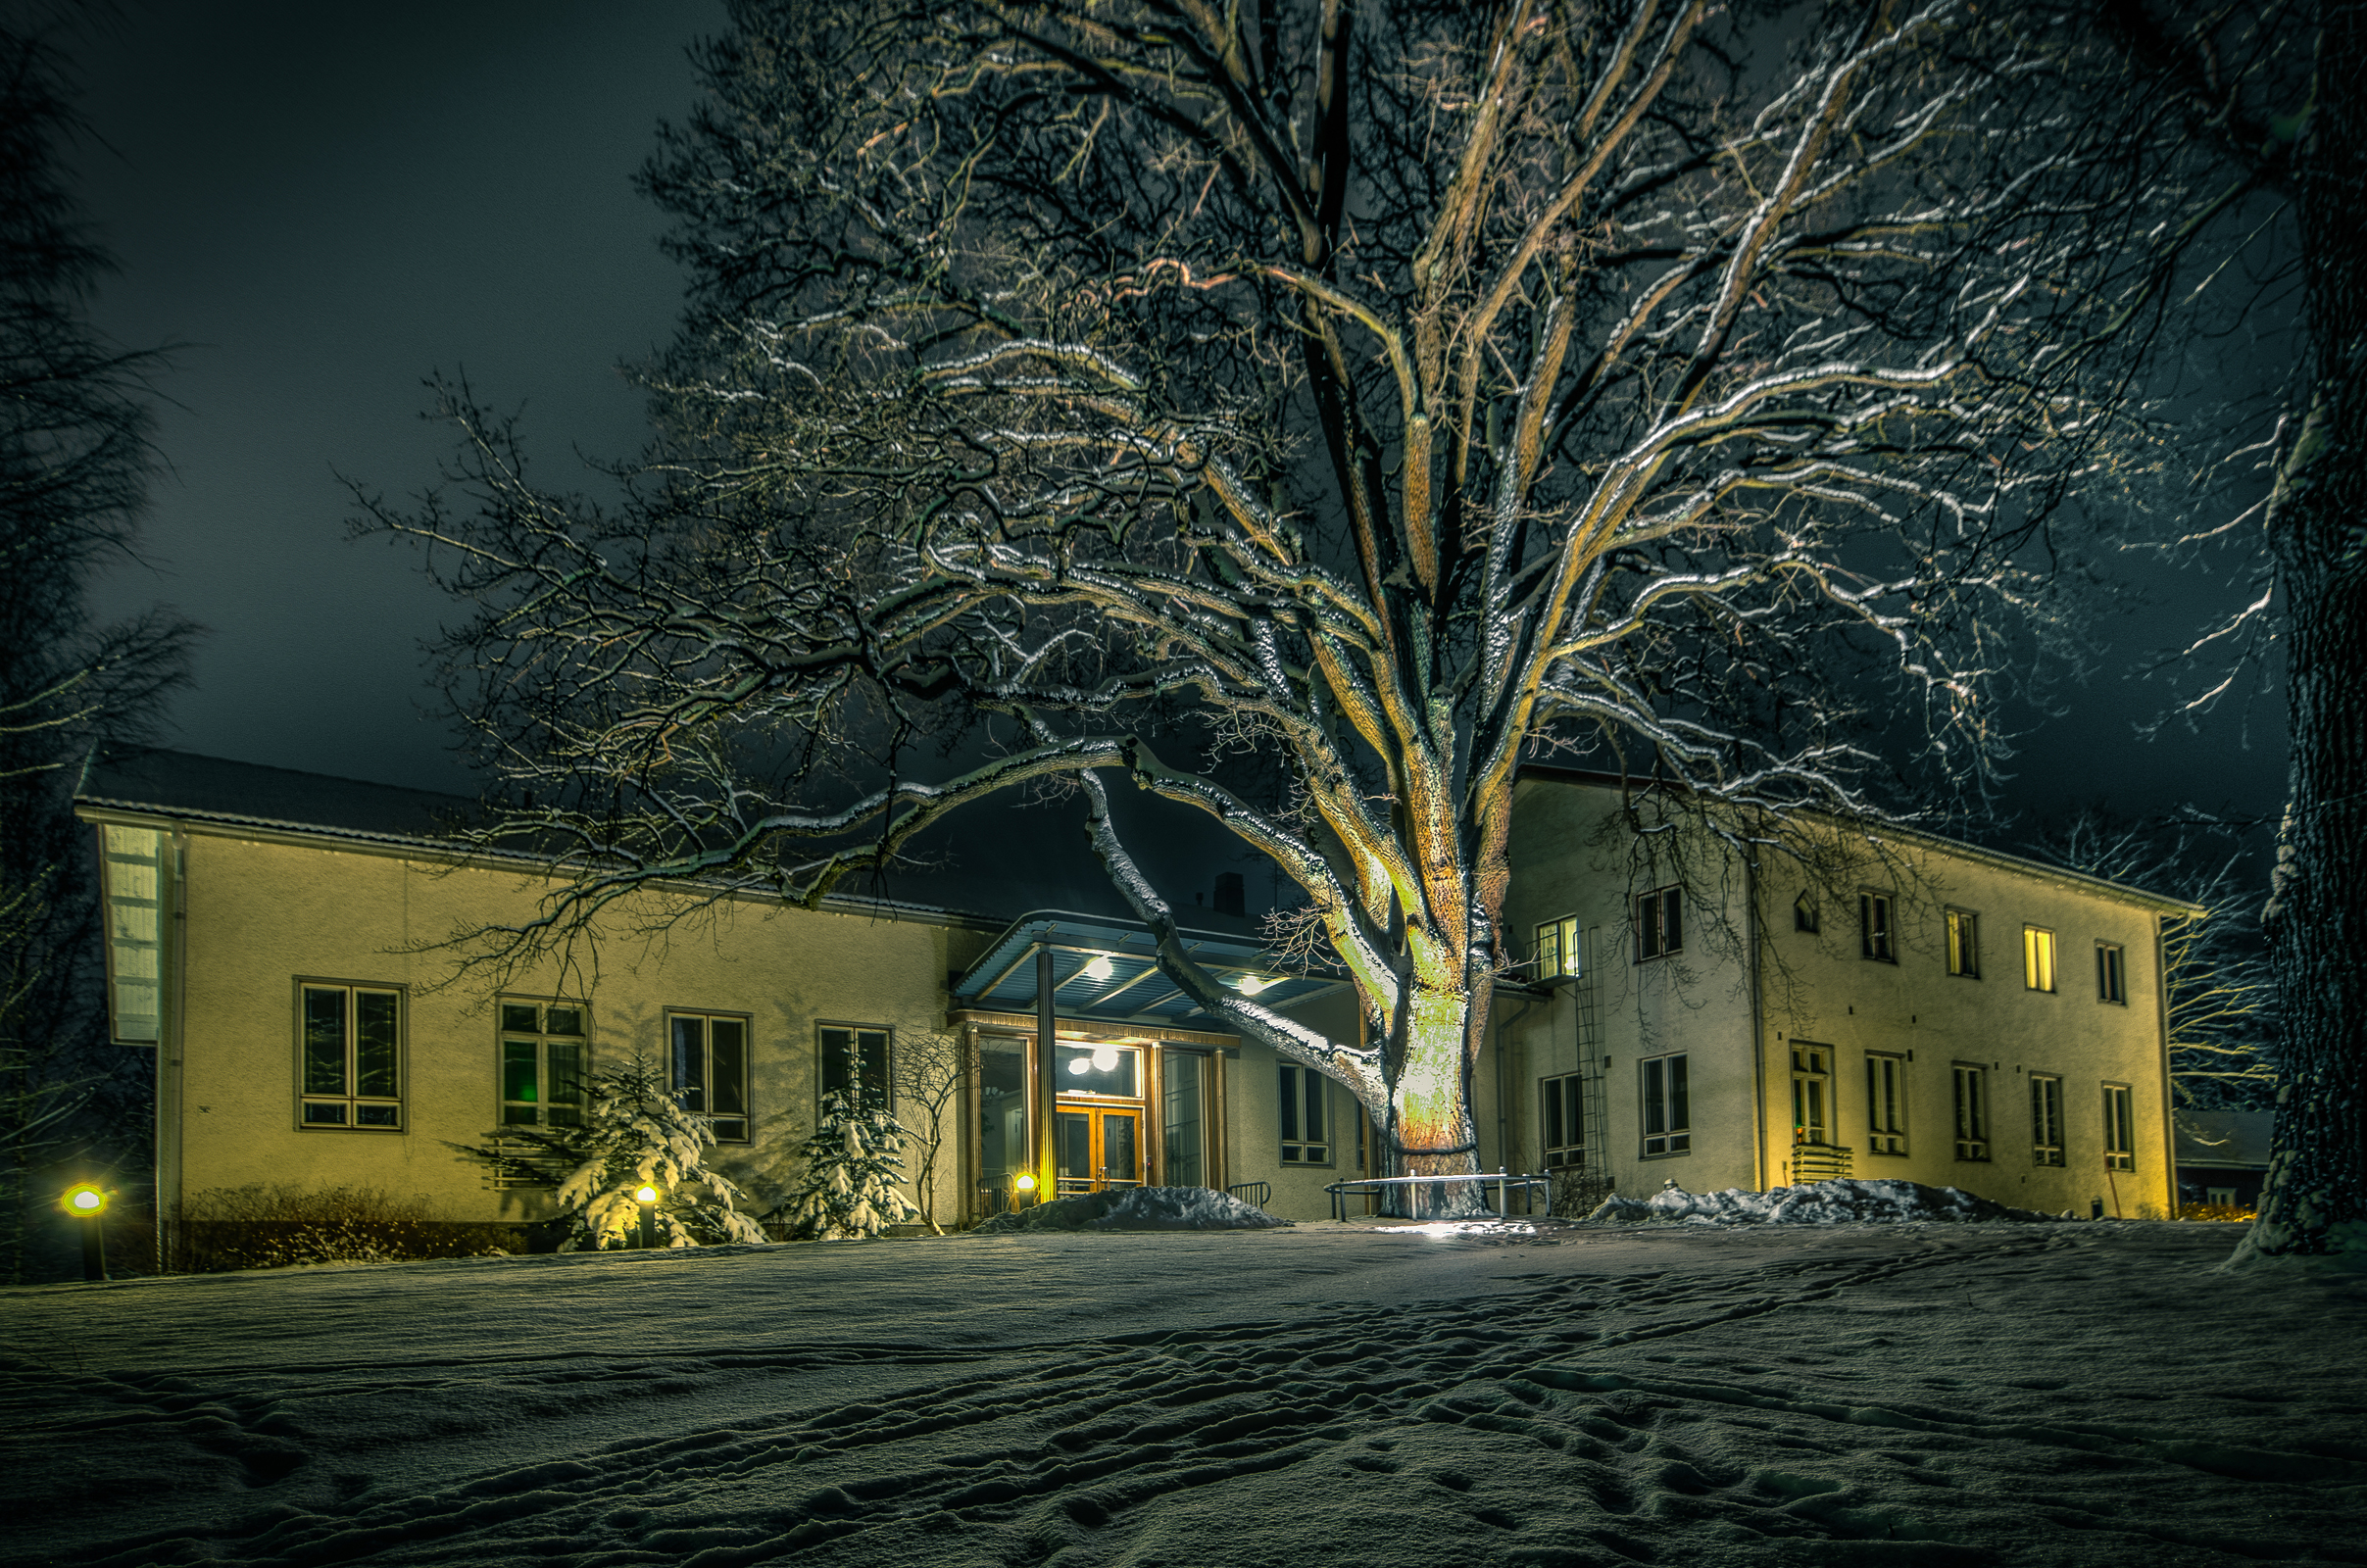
[66,2,2291,871]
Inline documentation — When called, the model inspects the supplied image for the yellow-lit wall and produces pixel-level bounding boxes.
[118,815,993,1228]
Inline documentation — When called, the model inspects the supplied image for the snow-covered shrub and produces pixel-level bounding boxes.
[450,1058,765,1250]
[778,1087,919,1240]
[179,1183,518,1271]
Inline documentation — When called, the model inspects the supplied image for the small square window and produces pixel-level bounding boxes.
[297,982,404,1131]
[1534,915,1581,979]
[1793,893,1818,934]
[2096,943,2126,1004]
[819,1024,893,1109]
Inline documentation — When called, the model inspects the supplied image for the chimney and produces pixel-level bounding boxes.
[1212,872,1246,916]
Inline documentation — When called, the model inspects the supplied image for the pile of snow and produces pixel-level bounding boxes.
[973,1185,1293,1233]
[1585,1178,2066,1226]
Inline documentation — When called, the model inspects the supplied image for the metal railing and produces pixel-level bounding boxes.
[1226,1181,1271,1210]
[1323,1169,1553,1222]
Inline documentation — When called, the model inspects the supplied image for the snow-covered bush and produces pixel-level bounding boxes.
[778,1086,919,1240]
[451,1059,765,1250]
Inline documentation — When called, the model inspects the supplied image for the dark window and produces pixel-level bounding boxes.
[499,1001,587,1128]
[672,1013,751,1141]
[2102,1083,2135,1171]
[298,983,403,1130]
[1867,1053,1906,1154]
[2031,1073,2066,1165]
[1541,1073,1585,1168]
[1952,1064,1989,1160]
[1637,888,1682,961]
[1642,1054,1690,1156]
[1860,893,1895,962]
[2096,943,2126,1004]
[1794,893,1818,933]
[819,1024,892,1109]
[1279,1062,1329,1163]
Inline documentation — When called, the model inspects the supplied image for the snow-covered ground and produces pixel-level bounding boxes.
[4,1219,2363,1566]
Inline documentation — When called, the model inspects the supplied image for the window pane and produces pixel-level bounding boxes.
[711,1020,747,1116]
[356,992,399,1098]
[547,1042,584,1126]
[1664,892,1681,955]
[1279,1064,1299,1142]
[1162,1051,1205,1188]
[1669,1055,1689,1131]
[303,989,347,1095]
[819,1026,853,1097]
[1643,1059,1666,1136]
[1565,1079,1583,1145]
[1104,1113,1138,1183]
[671,1016,707,1111]
[1304,1070,1324,1146]
[858,1029,890,1103]
[357,1104,400,1127]
[302,1101,347,1124]
[503,1039,539,1106]
[502,1003,540,1033]
[544,1005,583,1036]
[1544,1079,1564,1150]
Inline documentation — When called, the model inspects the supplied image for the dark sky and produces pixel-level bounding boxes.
[65,2,2291,868]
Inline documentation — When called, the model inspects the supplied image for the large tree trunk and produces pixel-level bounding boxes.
[2246,0,2367,1260]
[1383,985,1486,1219]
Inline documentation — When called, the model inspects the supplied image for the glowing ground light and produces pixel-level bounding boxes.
[1013,1173,1037,1193]
[64,1184,107,1216]
[632,1185,658,1203]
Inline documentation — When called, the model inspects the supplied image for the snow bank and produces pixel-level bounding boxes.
[972,1185,1293,1233]
[1585,1177,2065,1225]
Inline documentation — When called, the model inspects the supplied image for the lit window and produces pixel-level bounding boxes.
[499,1001,587,1128]
[2102,1083,2135,1172]
[1790,1044,1831,1147]
[1860,893,1896,962]
[1946,909,1980,978]
[1641,1053,1690,1156]
[1636,888,1682,961]
[2023,926,2057,992]
[1867,1053,1907,1154]
[671,1012,752,1141]
[819,1023,892,1108]
[1951,1064,1989,1161]
[1541,1073,1585,1168]
[2096,943,2126,1004]
[1534,915,1581,979]
[1279,1062,1329,1164]
[2031,1073,2065,1165]
[298,982,403,1130]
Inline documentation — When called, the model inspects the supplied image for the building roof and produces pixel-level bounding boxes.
[1514,764,2205,917]
[74,746,482,845]
[951,910,1337,1029]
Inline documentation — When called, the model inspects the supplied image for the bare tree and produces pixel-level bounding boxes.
[0,20,194,1278]
[369,1,2205,1214]
[890,1029,976,1234]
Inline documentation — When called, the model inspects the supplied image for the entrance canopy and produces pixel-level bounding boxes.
[952,910,1338,1027]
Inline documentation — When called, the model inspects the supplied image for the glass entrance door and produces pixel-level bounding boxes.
[1057,1107,1142,1195]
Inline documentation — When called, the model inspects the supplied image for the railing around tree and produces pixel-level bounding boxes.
[1323,1170,1553,1222]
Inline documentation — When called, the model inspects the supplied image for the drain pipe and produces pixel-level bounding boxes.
[1746,852,1767,1193]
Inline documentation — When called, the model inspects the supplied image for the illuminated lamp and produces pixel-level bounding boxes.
[1081,954,1114,982]
[62,1183,109,1283]
[633,1184,660,1249]
[1091,1045,1121,1073]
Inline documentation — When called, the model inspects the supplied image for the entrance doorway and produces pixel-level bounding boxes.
[1057,1106,1142,1194]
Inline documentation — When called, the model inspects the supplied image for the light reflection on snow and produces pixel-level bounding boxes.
[1374,1220,1541,1238]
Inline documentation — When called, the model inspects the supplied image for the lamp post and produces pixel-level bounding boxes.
[62,1183,109,1282]
[633,1184,659,1248]
[1012,1172,1037,1210]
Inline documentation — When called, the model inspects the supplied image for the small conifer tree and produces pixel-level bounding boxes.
[780,1041,918,1240]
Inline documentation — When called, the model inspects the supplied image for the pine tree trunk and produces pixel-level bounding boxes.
[2246,0,2367,1259]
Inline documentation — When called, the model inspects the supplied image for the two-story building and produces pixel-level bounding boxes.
[75,751,2188,1254]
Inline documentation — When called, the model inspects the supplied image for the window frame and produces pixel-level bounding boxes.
[2096,942,2127,1004]
[2023,925,2058,993]
[1945,907,1981,979]
[1540,1072,1586,1169]
[669,1008,755,1143]
[1790,1042,1833,1148]
[2102,1082,2136,1172]
[1635,887,1682,962]
[98,823,167,1044]
[497,998,590,1130]
[1950,1062,1990,1161]
[1278,1061,1332,1165]
[294,978,406,1132]
[818,1021,894,1111]
[2030,1072,2066,1166]
[1793,892,1819,934]
[1640,1052,1691,1157]
[1866,1051,1907,1155]
[1859,891,1897,963]
[1533,914,1581,979]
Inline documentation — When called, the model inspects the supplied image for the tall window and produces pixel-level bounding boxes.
[1641,1053,1690,1156]
[2031,1073,2066,1165]
[2102,1083,2135,1172]
[1951,1064,1989,1161]
[1946,909,1980,978]
[2023,926,2057,992]
[1541,1073,1585,1168]
[1279,1062,1329,1163]
[1636,888,1682,960]
[1866,1053,1907,1155]
[1790,1044,1831,1146]
[2096,943,2126,1004]
[1534,915,1581,979]
[299,982,403,1129]
[499,1001,586,1127]
[1860,892,1896,961]
[99,824,166,1043]
[671,1012,751,1142]
[819,1023,892,1107]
